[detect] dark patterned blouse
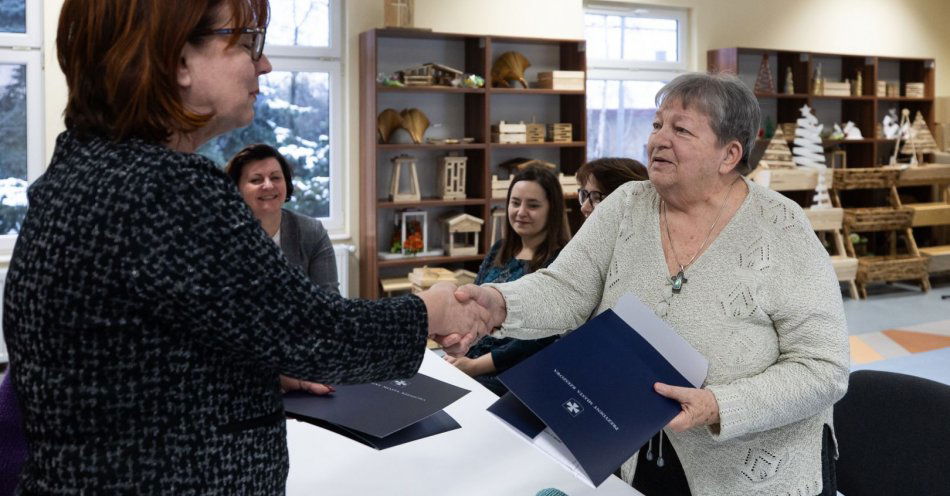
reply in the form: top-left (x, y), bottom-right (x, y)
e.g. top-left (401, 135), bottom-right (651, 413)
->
top-left (3, 132), bottom-right (428, 495)
top-left (465, 240), bottom-right (559, 395)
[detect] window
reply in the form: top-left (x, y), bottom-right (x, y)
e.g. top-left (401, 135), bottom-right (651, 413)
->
top-left (199, 0), bottom-right (345, 233)
top-left (0, 0), bottom-right (42, 249)
top-left (584, 3), bottom-right (686, 163)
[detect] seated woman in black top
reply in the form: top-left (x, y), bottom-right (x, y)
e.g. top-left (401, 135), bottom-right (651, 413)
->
top-left (444, 166), bottom-right (570, 395)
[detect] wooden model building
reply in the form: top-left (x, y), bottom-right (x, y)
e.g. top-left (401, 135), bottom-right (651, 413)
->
top-left (398, 62), bottom-right (464, 87)
top-left (438, 155), bottom-right (467, 200)
top-left (758, 128), bottom-right (796, 169)
top-left (443, 213), bottom-right (484, 256)
top-left (547, 123), bottom-right (572, 143)
top-left (492, 121), bottom-right (527, 144)
top-left (390, 155), bottom-right (421, 202)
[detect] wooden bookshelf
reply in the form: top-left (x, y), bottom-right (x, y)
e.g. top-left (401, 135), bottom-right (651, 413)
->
top-left (360, 28), bottom-right (587, 298)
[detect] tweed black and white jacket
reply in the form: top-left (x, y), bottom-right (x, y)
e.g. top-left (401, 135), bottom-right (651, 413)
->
top-left (3, 132), bottom-right (429, 495)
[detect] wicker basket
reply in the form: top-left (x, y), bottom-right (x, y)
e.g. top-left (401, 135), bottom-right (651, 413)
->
top-left (856, 255), bottom-right (930, 284)
top-left (832, 168), bottom-right (900, 190)
top-left (843, 207), bottom-right (914, 231)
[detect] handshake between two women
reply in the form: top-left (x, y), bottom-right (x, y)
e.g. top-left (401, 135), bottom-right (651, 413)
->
top-left (418, 282), bottom-right (507, 356)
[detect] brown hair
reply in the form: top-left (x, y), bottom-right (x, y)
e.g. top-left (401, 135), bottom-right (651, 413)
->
top-left (57, 0), bottom-right (269, 142)
top-left (494, 166), bottom-right (570, 273)
top-left (225, 144), bottom-right (295, 201)
top-left (576, 157), bottom-right (648, 196)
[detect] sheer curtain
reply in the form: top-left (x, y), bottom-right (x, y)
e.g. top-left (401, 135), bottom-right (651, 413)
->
top-left (587, 79), bottom-right (668, 162)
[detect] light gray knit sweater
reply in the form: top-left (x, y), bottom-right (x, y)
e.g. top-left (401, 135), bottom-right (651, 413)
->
top-left (486, 178), bottom-right (849, 496)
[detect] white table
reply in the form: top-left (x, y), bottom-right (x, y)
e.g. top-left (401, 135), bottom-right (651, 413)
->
top-left (286, 350), bottom-right (643, 496)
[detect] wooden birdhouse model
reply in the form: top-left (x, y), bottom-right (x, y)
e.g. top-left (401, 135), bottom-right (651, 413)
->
top-left (443, 213), bottom-right (484, 256)
top-left (390, 154), bottom-right (421, 202)
top-left (438, 155), bottom-right (467, 200)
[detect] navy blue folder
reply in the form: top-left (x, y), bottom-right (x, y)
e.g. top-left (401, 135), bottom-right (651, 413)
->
top-left (488, 293), bottom-right (708, 487)
top-left (284, 372), bottom-right (469, 450)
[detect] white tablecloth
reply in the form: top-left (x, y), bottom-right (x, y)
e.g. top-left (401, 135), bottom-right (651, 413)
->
top-left (286, 349), bottom-right (643, 496)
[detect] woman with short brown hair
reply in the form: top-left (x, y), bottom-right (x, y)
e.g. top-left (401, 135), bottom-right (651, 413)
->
top-left (3, 1), bottom-right (489, 493)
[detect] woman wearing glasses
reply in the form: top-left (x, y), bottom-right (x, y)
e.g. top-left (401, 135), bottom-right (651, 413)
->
top-left (2, 1), bottom-right (490, 494)
top-left (444, 167), bottom-right (570, 395)
top-left (577, 157), bottom-right (648, 218)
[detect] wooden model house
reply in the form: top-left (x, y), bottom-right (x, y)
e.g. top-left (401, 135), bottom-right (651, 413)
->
top-left (438, 155), bottom-right (467, 200)
top-left (399, 62), bottom-right (464, 87)
top-left (443, 213), bottom-right (484, 256)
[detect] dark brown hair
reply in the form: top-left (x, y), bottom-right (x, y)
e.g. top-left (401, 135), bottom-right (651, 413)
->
top-left (576, 157), bottom-right (648, 196)
top-left (225, 143), bottom-right (295, 201)
top-left (57, 0), bottom-right (269, 142)
top-left (494, 166), bottom-right (570, 273)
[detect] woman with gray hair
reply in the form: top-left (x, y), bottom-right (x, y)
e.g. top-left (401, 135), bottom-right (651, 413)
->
top-left (456, 72), bottom-right (849, 496)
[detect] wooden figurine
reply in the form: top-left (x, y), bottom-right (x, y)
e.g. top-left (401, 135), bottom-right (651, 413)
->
top-left (491, 121), bottom-right (527, 144)
top-left (811, 63), bottom-right (823, 95)
top-left (900, 110), bottom-right (938, 165)
top-left (390, 155), bottom-right (421, 202)
top-left (547, 123), bottom-right (572, 143)
top-left (377, 108), bottom-right (402, 143)
top-left (784, 67), bottom-right (794, 95)
top-left (490, 207), bottom-right (506, 246)
top-left (759, 128), bottom-right (796, 169)
top-left (443, 213), bottom-right (484, 256)
top-left (438, 155), bottom-right (467, 200)
top-left (754, 53), bottom-right (775, 94)
top-left (491, 51), bottom-right (531, 88)
top-left (853, 70), bottom-right (863, 96)
top-left (399, 108), bottom-right (430, 144)
top-left (383, 0), bottom-right (413, 28)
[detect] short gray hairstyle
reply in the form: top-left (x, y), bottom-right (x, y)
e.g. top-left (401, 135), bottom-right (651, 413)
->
top-left (655, 72), bottom-right (760, 169)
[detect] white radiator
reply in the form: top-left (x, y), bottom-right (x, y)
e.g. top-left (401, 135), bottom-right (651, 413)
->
top-left (0, 268), bottom-right (7, 363)
top-left (333, 244), bottom-right (355, 298)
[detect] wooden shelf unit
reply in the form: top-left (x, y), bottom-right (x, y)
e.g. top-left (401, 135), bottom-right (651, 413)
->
top-left (709, 47), bottom-right (936, 168)
top-left (830, 168), bottom-right (931, 298)
top-left (360, 28), bottom-right (586, 298)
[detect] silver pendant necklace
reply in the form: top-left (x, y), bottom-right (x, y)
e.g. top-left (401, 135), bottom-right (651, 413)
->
top-left (662, 177), bottom-right (740, 294)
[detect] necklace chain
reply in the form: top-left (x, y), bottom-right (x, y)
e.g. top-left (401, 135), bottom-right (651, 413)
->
top-left (662, 177), bottom-right (740, 275)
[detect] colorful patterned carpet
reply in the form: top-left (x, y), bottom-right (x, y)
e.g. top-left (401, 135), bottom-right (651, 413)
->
top-left (849, 318), bottom-right (950, 364)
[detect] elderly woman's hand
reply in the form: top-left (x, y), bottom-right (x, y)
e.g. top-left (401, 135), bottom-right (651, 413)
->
top-left (655, 382), bottom-right (720, 432)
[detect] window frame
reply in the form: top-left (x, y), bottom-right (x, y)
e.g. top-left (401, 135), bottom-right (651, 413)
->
top-left (0, 0), bottom-right (42, 48)
top-left (0, 10), bottom-right (43, 254)
top-left (584, 2), bottom-right (688, 72)
top-left (262, 0), bottom-right (346, 235)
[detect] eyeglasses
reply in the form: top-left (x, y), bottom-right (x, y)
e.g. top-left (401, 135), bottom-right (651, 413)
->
top-left (578, 189), bottom-right (604, 206)
top-left (197, 27), bottom-right (267, 61)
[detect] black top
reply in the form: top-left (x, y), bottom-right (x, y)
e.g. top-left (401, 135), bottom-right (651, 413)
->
top-left (3, 132), bottom-right (428, 494)
top-left (465, 240), bottom-right (559, 395)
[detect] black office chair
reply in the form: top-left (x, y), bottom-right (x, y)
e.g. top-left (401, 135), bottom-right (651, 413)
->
top-left (833, 370), bottom-right (950, 496)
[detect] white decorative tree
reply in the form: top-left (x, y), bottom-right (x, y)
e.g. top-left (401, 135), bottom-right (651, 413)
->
top-left (792, 104), bottom-right (832, 209)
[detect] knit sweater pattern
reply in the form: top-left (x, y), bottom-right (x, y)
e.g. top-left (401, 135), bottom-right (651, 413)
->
top-left (486, 178), bottom-right (850, 496)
